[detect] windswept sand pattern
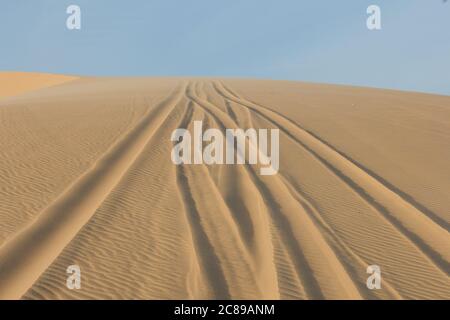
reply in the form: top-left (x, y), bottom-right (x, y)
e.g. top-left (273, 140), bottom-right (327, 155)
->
top-left (0, 74), bottom-right (448, 299)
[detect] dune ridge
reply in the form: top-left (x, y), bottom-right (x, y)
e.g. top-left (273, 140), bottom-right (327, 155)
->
top-left (0, 74), bottom-right (448, 299)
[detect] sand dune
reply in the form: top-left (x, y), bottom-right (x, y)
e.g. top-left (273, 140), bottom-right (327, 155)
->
top-left (0, 72), bottom-right (77, 99)
top-left (0, 73), bottom-right (449, 299)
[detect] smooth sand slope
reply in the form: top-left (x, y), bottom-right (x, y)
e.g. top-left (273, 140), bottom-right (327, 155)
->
top-left (0, 73), bottom-right (449, 299)
top-left (0, 72), bottom-right (78, 99)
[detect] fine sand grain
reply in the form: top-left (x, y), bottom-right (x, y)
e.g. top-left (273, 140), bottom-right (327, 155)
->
top-left (0, 73), bottom-right (449, 299)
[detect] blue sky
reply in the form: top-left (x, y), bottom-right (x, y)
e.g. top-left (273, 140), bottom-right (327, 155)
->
top-left (1, 0), bottom-right (449, 95)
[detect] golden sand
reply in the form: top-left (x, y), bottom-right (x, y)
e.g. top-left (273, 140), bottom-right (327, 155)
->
top-left (0, 73), bottom-right (448, 299)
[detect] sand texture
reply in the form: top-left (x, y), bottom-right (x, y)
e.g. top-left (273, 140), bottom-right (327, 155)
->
top-left (0, 73), bottom-right (449, 299)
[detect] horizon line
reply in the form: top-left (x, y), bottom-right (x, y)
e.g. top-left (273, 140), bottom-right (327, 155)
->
top-left (1, 70), bottom-right (449, 98)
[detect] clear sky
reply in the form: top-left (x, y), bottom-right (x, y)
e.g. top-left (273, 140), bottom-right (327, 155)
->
top-left (1, 0), bottom-right (449, 95)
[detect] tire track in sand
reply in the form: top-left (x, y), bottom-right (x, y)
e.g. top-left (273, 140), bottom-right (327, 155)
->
top-left (0, 83), bottom-right (186, 299)
top-left (188, 81), bottom-right (362, 299)
top-left (209, 82), bottom-right (402, 299)
top-left (173, 97), bottom-right (231, 299)
top-left (214, 81), bottom-right (450, 276)
top-left (178, 82), bottom-right (279, 299)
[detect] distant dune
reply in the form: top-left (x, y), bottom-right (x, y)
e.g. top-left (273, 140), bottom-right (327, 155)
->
top-left (0, 72), bottom-right (78, 99)
top-left (0, 73), bottom-right (449, 299)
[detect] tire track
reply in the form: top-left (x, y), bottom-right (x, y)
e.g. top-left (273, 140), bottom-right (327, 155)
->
top-left (221, 83), bottom-right (450, 232)
top-left (174, 98), bottom-right (231, 299)
top-left (279, 176), bottom-right (403, 299)
top-left (182, 82), bottom-right (280, 299)
top-left (214, 81), bottom-right (450, 276)
top-left (188, 81), bottom-right (362, 299)
top-left (186, 83), bottom-right (315, 298)
top-left (210, 82), bottom-right (402, 299)
top-left (0, 83), bottom-right (186, 299)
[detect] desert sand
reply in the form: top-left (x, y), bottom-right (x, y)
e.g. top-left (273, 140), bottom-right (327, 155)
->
top-left (0, 72), bottom-right (449, 300)
top-left (0, 72), bottom-right (78, 99)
